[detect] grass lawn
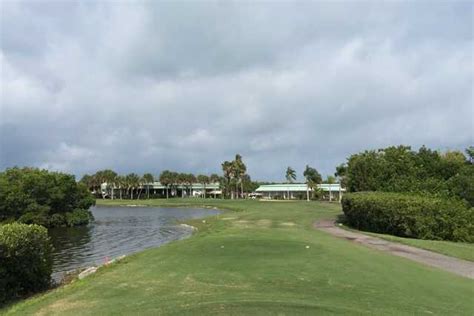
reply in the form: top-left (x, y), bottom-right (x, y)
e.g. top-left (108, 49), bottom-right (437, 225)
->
top-left (2, 199), bottom-right (473, 315)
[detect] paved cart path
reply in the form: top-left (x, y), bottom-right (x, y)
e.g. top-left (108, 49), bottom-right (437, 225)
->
top-left (314, 220), bottom-right (474, 279)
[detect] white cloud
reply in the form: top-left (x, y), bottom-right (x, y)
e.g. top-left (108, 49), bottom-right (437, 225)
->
top-left (0, 1), bottom-right (472, 180)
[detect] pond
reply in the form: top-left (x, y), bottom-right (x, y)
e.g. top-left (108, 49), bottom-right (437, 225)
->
top-left (48, 205), bottom-right (220, 281)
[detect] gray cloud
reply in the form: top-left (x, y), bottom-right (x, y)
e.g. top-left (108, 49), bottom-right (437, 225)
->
top-left (1, 1), bottom-right (472, 181)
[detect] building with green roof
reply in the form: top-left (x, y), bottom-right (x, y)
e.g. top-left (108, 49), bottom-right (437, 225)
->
top-left (255, 183), bottom-right (345, 201)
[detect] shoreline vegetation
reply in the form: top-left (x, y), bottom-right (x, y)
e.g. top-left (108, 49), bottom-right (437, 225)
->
top-left (0, 168), bottom-right (95, 228)
top-left (2, 199), bottom-right (473, 315)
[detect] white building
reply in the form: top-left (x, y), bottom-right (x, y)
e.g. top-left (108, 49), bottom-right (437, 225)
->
top-left (255, 183), bottom-right (345, 201)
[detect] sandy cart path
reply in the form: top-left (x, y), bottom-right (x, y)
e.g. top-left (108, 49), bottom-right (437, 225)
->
top-left (314, 220), bottom-right (474, 279)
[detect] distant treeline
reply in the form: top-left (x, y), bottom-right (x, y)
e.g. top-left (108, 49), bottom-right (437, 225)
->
top-left (80, 154), bottom-right (260, 199)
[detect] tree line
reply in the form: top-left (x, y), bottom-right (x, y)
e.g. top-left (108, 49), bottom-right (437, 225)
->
top-left (80, 170), bottom-right (221, 199)
top-left (79, 154), bottom-right (259, 200)
top-left (335, 145), bottom-right (474, 206)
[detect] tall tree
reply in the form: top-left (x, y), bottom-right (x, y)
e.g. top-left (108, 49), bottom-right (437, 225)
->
top-left (125, 173), bottom-right (140, 199)
top-left (159, 170), bottom-right (172, 199)
top-left (116, 175), bottom-right (125, 199)
top-left (303, 165), bottom-right (322, 201)
top-left (143, 173), bottom-right (154, 199)
top-left (222, 161), bottom-right (234, 199)
top-left (334, 163), bottom-right (348, 188)
top-left (103, 170), bottom-right (117, 199)
top-left (210, 173), bottom-right (220, 198)
top-left (233, 154), bottom-right (247, 199)
top-left (170, 172), bottom-right (179, 198)
top-left (177, 173), bottom-right (187, 198)
top-left (197, 174), bottom-right (210, 198)
top-left (285, 166), bottom-right (296, 183)
top-left (186, 173), bottom-right (196, 197)
top-left (285, 166), bottom-right (297, 199)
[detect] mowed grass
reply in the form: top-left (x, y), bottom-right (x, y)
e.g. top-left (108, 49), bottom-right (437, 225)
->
top-left (2, 199), bottom-right (473, 315)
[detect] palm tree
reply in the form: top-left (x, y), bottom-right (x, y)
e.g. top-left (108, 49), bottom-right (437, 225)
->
top-left (186, 173), bottom-right (196, 197)
top-left (210, 173), bottom-right (220, 198)
top-left (143, 173), bottom-right (154, 199)
top-left (137, 176), bottom-right (144, 199)
top-left (170, 172), bottom-right (179, 198)
top-left (116, 175), bottom-right (125, 199)
top-left (197, 174), bottom-right (209, 198)
top-left (303, 165), bottom-right (322, 201)
top-left (126, 173), bottom-right (140, 199)
top-left (285, 166), bottom-right (296, 199)
top-left (233, 154), bottom-right (246, 199)
top-left (177, 173), bottom-right (187, 198)
top-left (286, 166), bottom-right (296, 183)
top-left (222, 161), bottom-right (234, 199)
top-left (159, 170), bottom-right (172, 199)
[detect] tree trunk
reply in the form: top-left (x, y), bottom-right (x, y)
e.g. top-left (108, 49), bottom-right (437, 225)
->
top-left (131, 188), bottom-right (134, 200)
top-left (120, 188), bottom-right (123, 200)
top-left (306, 188), bottom-right (309, 201)
top-left (166, 186), bottom-right (169, 199)
top-left (241, 181), bottom-right (244, 199)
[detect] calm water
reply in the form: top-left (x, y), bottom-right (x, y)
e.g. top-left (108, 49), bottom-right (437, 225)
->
top-left (48, 206), bottom-right (220, 281)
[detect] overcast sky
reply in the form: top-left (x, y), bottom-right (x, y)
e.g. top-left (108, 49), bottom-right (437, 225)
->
top-left (1, 1), bottom-right (472, 181)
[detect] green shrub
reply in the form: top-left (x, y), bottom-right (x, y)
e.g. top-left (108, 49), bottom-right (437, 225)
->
top-left (65, 209), bottom-right (94, 227)
top-left (342, 192), bottom-right (474, 242)
top-left (0, 223), bottom-right (53, 304)
top-left (18, 209), bottom-right (93, 228)
top-left (49, 213), bottom-right (66, 227)
top-left (0, 167), bottom-right (95, 227)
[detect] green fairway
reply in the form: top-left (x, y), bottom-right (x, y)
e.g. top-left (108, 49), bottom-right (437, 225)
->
top-left (2, 199), bottom-right (473, 315)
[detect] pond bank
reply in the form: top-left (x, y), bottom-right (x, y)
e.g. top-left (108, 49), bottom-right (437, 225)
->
top-left (3, 199), bottom-right (473, 315)
top-left (49, 205), bottom-right (220, 281)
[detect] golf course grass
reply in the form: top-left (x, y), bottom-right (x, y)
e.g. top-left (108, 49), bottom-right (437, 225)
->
top-left (2, 199), bottom-right (473, 315)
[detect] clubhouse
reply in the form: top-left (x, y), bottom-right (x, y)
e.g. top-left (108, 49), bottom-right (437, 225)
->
top-left (255, 183), bottom-right (345, 201)
top-left (101, 182), bottom-right (221, 198)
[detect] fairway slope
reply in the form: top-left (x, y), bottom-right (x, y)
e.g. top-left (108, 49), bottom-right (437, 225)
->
top-left (3, 199), bottom-right (473, 315)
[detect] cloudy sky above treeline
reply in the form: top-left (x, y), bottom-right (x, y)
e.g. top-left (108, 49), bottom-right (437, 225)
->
top-left (1, 1), bottom-right (472, 181)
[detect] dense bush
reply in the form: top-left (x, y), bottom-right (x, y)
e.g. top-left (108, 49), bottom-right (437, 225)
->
top-left (18, 209), bottom-right (94, 228)
top-left (339, 146), bottom-right (473, 206)
top-left (0, 167), bottom-right (95, 227)
top-left (65, 209), bottom-right (94, 226)
top-left (342, 192), bottom-right (474, 242)
top-left (0, 223), bottom-right (53, 304)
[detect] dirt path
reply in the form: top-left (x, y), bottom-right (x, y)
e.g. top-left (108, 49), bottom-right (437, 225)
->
top-left (314, 220), bottom-right (474, 279)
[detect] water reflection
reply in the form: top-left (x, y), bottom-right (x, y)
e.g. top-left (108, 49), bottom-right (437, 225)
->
top-left (48, 206), bottom-right (219, 280)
